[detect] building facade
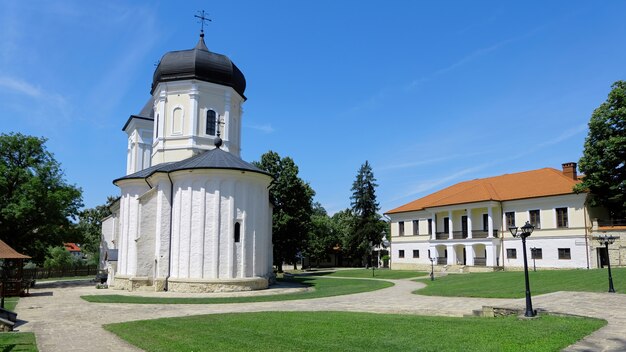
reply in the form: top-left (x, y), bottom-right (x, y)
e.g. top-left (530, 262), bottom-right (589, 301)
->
top-left (101, 33), bottom-right (274, 292)
top-left (386, 163), bottom-right (618, 271)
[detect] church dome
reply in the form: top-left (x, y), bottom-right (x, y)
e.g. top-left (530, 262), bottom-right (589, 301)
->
top-left (151, 34), bottom-right (246, 98)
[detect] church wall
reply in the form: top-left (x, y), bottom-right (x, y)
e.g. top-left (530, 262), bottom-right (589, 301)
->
top-left (116, 180), bottom-right (150, 277)
top-left (169, 169), bottom-right (272, 282)
top-left (136, 188), bottom-right (158, 279)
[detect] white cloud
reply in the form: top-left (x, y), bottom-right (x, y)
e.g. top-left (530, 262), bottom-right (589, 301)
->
top-left (0, 76), bottom-right (41, 97)
top-left (244, 123), bottom-right (275, 133)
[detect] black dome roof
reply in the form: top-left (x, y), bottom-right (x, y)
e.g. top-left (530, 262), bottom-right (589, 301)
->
top-left (151, 35), bottom-right (246, 98)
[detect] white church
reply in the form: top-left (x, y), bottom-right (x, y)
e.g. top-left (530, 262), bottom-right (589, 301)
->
top-left (100, 31), bottom-right (274, 292)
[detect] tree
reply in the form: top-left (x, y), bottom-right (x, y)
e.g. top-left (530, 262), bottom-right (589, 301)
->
top-left (304, 203), bottom-right (339, 267)
top-left (0, 133), bottom-right (83, 264)
top-left (575, 81), bottom-right (626, 219)
top-left (255, 151), bottom-right (314, 272)
top-left (43, 246), bottom-right (75, 268)
top-left (75, 196), bottom-right (117, 258)
top-left (347, 161), bottom-right (385, 264)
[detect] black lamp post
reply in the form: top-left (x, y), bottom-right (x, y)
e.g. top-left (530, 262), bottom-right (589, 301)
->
top-left (509, 221), bottom-right (536, 317)
top-left (594, 234), bottom-right (619, 293)
top-left (429, 257), bottom-right (436, 281)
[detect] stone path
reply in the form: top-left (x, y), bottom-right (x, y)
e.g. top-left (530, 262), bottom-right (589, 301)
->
top-left (14, 277), bottom-right (626, 351)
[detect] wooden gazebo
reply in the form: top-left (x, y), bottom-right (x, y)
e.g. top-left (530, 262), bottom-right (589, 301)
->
top-left (0, 240), bottom-right (31, 297)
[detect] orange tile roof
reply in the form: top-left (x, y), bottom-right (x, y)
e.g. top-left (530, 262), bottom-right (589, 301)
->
top-left (386, 168), bottom-right (582, 214)
top-left (64, 243), bottom-right (81, 252)
top-left (0, 239), bottom-right (31, 259)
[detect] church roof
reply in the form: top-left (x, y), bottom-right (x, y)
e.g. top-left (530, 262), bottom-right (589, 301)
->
top-left (151, 34), bottom-right (246, 99)
top-left (122, 97), bottom-right (155, 131)
top-left (386, 167), bottom-right (582, 214)
top-left (113, 148), bottom-right (269, 184)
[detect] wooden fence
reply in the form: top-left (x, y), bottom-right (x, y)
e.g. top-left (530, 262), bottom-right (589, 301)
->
top-left (21, 265), bottom-right (99, 280)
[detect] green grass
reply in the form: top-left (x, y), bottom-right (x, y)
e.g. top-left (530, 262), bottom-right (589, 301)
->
top-left (418, 268), bottom-right (626, 298)
top-left (37, 275), bottom-right (93, 282)
top-left (3, 297), bottom-right (19, 311)
top-left (0, 332), bottom-right (38, 352)
top-left (325, 268), bottom-right (428, 279)
top-left (105, 311), bottom-right (606, 352)
top-left (81, 276), bottom-right (393, 304)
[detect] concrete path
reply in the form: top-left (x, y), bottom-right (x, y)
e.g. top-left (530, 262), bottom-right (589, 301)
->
top-left (14, 277), bottom-right (626, 351)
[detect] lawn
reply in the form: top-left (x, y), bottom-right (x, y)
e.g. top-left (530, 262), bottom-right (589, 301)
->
top-left (0, 332), bottom-right (38, 352)
top-left (81, 276), bottom-right (393, 304)
top-left (325, 268), bottom-right (427, 279)
top-left (105, 311), bottom-right (605, 352)
top-left (417, 268), bottom-right (626, 298)
top-left (3, 297), bottom-right (19, 311)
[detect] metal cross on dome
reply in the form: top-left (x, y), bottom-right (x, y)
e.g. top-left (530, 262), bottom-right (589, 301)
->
top-left (195, 10), bottom-right (212, 35)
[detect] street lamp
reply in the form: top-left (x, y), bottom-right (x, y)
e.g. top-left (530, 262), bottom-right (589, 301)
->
top-left (509, 221), bottom-right (536, 317)
top-left (594, 234), bottom-right (620, 293)
top-left (429, 257), bottom-right (436, 281)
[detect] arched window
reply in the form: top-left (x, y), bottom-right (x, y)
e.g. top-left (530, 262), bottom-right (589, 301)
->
top-left (155, 114), bottom-right (159, 138)
top-left (206, 110), bottom-right (216, 135)
top-left (234, 222), bottom-right (241, 243)
top-left (172, 108), bottom-right (183, 135)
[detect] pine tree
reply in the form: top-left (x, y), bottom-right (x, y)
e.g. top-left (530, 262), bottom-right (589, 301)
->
top-left (348, 161), bottom-right (384, 264)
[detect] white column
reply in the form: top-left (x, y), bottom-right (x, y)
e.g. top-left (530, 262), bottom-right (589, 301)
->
top-left (467, 208), bottom-right (473, 239)
top-left (466, 245), bottom-right (475, 266)
top-left (223, 91), bottom-right (232, 152)
top-left (447, 245), bottom-right (456, 265)
top-left (448, 211), bottom-right (453, 239)
top-left (488, 206), bottom-right (494, 238)
top-left (431, 213), bottom-right (436, 240)
top-left (189, 85), bottom-right (199, 138)
top-left (486, 244), bottom-right (498, 266)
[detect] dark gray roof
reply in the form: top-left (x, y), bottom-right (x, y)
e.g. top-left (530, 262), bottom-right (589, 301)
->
top-left (113, 148), bottom-right (269, 184)
top-left (122, 97), bottom-right (155, 131)
top-left (151, 35), bottom-right (246, 99)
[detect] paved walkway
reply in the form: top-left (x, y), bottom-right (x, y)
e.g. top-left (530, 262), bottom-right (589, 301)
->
top-left (15, 277), bottom-right (626, 351)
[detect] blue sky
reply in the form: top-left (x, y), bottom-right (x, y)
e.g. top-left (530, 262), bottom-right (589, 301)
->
top-left (1, 1), bottom-right (625, 214)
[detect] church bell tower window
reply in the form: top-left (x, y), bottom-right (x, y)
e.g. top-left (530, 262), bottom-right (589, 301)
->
top-left (206, 110), bottom-right (217, 136)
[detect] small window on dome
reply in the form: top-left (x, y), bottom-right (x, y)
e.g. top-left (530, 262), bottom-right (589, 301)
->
top-left (206, 110), bottom-right (217, 136)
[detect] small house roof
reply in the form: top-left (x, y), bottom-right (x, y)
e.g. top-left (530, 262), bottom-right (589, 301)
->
top-left (64, 243), bottom-right (81, 252)
top-left (0, 240), bottom-right (30, 259)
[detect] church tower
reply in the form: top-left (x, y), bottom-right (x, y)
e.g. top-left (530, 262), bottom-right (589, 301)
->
top-left (150, 32), bottom-right (246, 165)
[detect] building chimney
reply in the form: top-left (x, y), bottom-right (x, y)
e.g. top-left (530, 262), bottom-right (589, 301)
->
top-left (562, 162), bottom-right (577, 180)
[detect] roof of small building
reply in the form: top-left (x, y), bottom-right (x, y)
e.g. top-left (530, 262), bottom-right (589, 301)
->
top-left (0, 239), bottom-right (31, 259)
top-left (386, 167), bottom-right (582, 214)
top-left (151, 34), bottom-right (246, 98)
top-left (113, 147), bottom-right (270, 184)
top-left (122, 97), bottom-right (155, 131)
top-left (64, 243), bottom-right (81, 252)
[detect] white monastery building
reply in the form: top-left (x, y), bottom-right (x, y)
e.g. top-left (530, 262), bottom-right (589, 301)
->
top-left (386, 163), bottom-right (625, 271)
top-left (101, 32), bottom-right (274, 292)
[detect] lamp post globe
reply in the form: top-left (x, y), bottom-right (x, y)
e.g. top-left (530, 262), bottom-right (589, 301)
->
top-left (509, 221), bottom-right (536, 317)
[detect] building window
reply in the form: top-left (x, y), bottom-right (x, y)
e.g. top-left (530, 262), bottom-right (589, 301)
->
top-left (413, 250), bottom-right (419, 258)
top-left (155, 114), bottom-right (159, 138)
top-left (529, 210), bottom-right (541, 229)
top-left (506, 248), bottom-right (517, 259)
top-left (428, 249), bottom-right (431, 258)
top-left (443, 217), bottom-right (449, 233)
top-left (531, 248), bottom-right (542, 259)
top-left (558, 248), bottom-right (571, 260)
top-left (505, 212), bottom-right (515, 228)
top-left (556, 208), bottom-right (568, 228)
top-left (398, 221), bottom-right (405, 236)
top-left (399, 250), bottom-right (405, 258)
top-left (412, 220), bottom-right (419, 235)
top-left (428, 219), bottom-right (433, 235)
top-left (482, 213), bottom-right (488, 231)
top-left (206, 110), bottom-right (217, 136)
top-left (234, 222), bottom-right (241, 243)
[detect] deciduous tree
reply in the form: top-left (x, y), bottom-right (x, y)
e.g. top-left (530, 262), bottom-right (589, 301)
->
top-left (255, 151), bottom-right (314, 272)
top-left (0, 133), bottom-right (83, 264)
top-left (575, 81), bottom-right (626, 219)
